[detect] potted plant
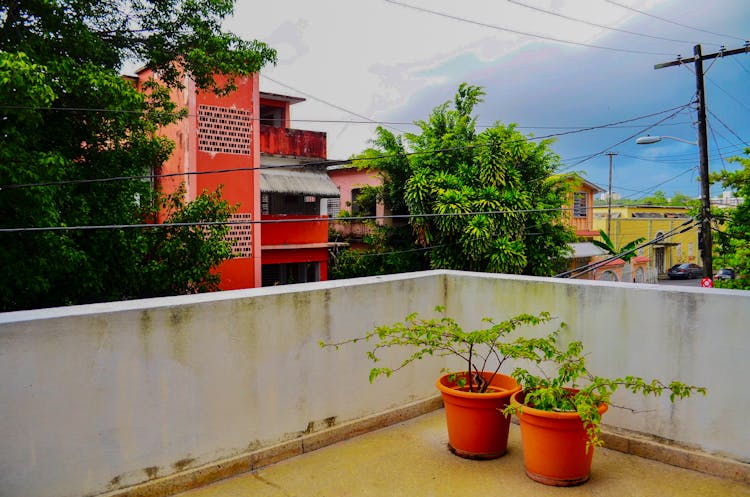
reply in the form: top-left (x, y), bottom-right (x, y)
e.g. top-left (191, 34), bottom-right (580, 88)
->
top-left (504, 328), bottom-right (707, 486)
top-left (321, 306), bottom-right (556, 459)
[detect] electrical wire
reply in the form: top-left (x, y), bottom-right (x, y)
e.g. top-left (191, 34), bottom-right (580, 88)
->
top-left (707, 109), bottom-right (750, 148)
top-left (603, 0), bottom-right (747, 43)
top-left (703, 74), bottom-right (750, 114)
top-left (619, 166), bottom-right (699, 201)
top-left (0, 206), bottom-right (576, 233)
top-left (0, 103), bottom-right (692, 191)
top-left (563, 101), bottom-right (693, 169)
top-left (557, 218), bottom-right (699, 279)
top-left (506, 0), bottom-right (707, 46)
top-left (382, 0), bottom-right (676, 56)
top-left (261, 74), bottom-right (408, 135)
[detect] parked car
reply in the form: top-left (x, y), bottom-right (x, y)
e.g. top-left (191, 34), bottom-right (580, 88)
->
top-left (667, 263), bottom-right (703, 279)
top-left (714, 268), bottom-right (736, 280)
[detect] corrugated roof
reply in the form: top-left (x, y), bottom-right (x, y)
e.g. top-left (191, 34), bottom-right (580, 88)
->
top-left (260, 168), bottom-right (340, 197)
top-left (568, 242), bottom-right (608, 259)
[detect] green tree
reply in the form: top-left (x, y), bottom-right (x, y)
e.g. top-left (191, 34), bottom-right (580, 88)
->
top-left (355, 83), bottom-right (573, 276)
top-left (591, 230), bottom-right (645, 263)
top-left (0, 0), bottom-right (276, 311)
top-left (710, 150), bottom-right (750, 289)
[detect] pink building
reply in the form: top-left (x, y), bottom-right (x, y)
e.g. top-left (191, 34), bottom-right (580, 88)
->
top-left (134, 69), bottom-right (340, 288)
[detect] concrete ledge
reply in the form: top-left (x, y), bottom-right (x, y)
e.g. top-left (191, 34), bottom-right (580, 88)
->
top-left (601, 425), bottom-right (750, 484)
top-left (99, 395), bottom-right (444, 497)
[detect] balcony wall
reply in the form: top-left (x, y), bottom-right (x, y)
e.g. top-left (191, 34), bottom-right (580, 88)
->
top-left (1, 271), bottom-right (748, 497)
top-left (259, 125), bottom-right (326, 159)
top-left (261, 214), bottom-right (329, 245)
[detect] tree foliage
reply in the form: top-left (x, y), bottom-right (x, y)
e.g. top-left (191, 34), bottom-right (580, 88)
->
top-left (591, 230), bottom-right (645, 263)
top-left (0, 0), bottom-right (276, 310)
top-left (356, 83), bottom-right (574, 276)
top-left (710, 150), bottom-right (750, 289)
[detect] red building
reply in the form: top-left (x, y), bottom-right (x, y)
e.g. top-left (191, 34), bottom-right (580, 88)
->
top-left (134, 70), bottom-right (340, 289)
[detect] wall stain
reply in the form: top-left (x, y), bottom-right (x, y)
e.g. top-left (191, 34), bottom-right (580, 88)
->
top-left (168, 306), bottom-right (193, 365)
top-left (143, 466), bottom-right (159, 479)
top-left (108, 475), bottom-right (121, 488)
top-left (324, 416), bottom-right (336, 428)
top-left (173, 457), bottom-right (195, 472)
top-left (139, 310), bottom-right (153, 359)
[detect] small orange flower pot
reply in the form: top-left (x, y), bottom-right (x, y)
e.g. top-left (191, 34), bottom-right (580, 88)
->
top-left (511, 390), bottom-right (608, 486)
top-left (436, 372), bottom-right (521, 459)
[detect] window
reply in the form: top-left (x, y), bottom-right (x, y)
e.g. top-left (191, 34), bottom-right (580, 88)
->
top-left (326, 198), bottom-right (341, 217)
top-left (262, 193), bottom-right (320, 215)
top-left (351, 188), bottom-right (376, 217)
top-left (573, 192), bottom-right (587, 218)
top-left (259, 105), bottom-right (284, 128)
top-left (262, 262), bottom-right (320, 286)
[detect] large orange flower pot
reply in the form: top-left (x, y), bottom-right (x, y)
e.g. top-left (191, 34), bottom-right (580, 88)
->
top-left (436, 372), bottom-right (521, 459)
top-left (511, 390), bottom-right (608, 486)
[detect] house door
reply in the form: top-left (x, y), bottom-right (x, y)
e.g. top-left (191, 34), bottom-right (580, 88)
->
top-left (654, 247), bottom-right (665, 274)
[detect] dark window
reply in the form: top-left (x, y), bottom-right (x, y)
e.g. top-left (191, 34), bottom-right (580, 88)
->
top-left (263, 192), bottom-right (320, 215)
top-left (262, 262), bottom-right (320, 286)
top-left (573, 192), bottom-right (587, 218)
top-left (351, 188), bottom-right (376, 217)
top-left (259, 105), bottom-right (284, 128)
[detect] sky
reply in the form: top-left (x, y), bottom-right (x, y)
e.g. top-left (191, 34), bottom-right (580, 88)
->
top-left (224, 0), bottom-right (750, 200)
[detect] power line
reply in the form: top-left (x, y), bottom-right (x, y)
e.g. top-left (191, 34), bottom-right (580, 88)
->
top-left (703, 74), bottom-right (750, 114)
top-left (0, 103), bottom-right (692, 190)
top-left (707, 108), bottom-right (750, 148)
top-left (557, 218), bottom-right (698, 279)
top-left (382, 0), bottom-right (675, 56)
top-left (506, 0), bottom-right (707, 46)
top-left (261, 74), bottom-right (408, 135)
top-left (0, 206), bottom-right (579, 233)
top-left (603, 0), bottom-right (747, 43)
top-left (564, 101), bottom-right (693, 169)
top-left (619, 167), bottom-right (699, 200)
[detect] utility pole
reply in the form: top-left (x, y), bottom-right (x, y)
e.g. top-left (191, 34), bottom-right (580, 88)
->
top-left (654, 43), bottom-right (750, 278)
top-left (606, 152), bottom-right (618, 238)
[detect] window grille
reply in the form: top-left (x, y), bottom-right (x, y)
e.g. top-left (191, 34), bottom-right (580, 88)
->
top-left (228, 213), bottom-right (253, 257)
top-left (198, 105), bottom-right (252, 155)
top-left (573, 192), bottom-right (587, 218)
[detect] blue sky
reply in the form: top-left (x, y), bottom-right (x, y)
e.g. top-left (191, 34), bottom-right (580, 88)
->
top-left (227, 0), bottom-right (750, 200)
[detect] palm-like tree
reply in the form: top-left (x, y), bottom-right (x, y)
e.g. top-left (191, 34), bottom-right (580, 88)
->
top-left (592, 230), bottom-right (645, 262)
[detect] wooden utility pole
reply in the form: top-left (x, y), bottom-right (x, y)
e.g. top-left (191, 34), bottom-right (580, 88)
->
top-left (606, 152), bottom-right (618, 238)
top-left (654, 43), bottom-right (750, 279)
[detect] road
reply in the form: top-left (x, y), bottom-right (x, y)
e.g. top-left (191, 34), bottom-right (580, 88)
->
top-left (658, 277), bottom-right (711, 288)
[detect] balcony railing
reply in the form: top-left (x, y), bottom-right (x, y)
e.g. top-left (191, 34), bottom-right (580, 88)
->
top-left (1, 271), bottom-right (748, 497)
top-left (259, 124), bottom-right (326, 159)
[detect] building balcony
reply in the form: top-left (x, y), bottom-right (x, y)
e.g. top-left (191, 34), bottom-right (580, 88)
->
top-left (259, 124), bottom-right (326, 159)
top-left (261, 214), bottom-right (330, 246)
top-left (1, 271), bottom-right (748, 497)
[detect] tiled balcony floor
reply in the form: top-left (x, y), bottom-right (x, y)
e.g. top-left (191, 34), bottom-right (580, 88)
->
top-left (174, 410), bottom-right (750, 497)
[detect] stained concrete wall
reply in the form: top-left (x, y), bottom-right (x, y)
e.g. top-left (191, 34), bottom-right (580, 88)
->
top-left (0, 271), bottom-right (747, 497)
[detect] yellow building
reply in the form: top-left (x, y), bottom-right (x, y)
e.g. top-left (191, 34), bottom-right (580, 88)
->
top-left (593, 205), bottom-right (699, 276)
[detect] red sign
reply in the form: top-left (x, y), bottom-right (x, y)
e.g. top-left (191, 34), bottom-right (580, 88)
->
top-left (701, 278), bottom-right (713, 288)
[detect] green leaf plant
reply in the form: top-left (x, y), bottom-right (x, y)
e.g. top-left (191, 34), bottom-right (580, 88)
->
top-left (503, 329), bottom-right (707, 450)
top-left (320, 306), bottom-right (557, 393)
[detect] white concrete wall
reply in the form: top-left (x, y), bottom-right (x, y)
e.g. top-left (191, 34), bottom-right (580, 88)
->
top-left (0, 270), bottom-right (748, 497)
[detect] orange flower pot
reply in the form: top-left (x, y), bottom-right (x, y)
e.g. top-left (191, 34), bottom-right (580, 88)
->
top-left (511, 390), bottom-right (608, 486)
top-left (436, 372), bottom-right (521, 459)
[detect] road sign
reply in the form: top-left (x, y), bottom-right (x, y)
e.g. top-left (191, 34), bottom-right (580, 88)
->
top-left (701, 278), bottom-right (713, 288)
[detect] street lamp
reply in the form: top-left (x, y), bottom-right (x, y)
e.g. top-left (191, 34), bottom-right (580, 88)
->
top-left (636, 134), bottom-right (712, 278)
top-left (635, 135), bottom-right (698, 146)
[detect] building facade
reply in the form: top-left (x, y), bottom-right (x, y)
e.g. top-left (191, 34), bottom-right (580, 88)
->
top-left (134, 70), bottom-right (339, 289)
top-left (593, 205), bottom-right (696, 276)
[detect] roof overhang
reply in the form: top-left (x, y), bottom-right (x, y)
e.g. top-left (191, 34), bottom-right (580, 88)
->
top-left (567, 242), bottom-right (608, 259)
top-left (259, 91), bottom-right (305, 105)
top-left (260, 168), bottom-right (340, 197)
